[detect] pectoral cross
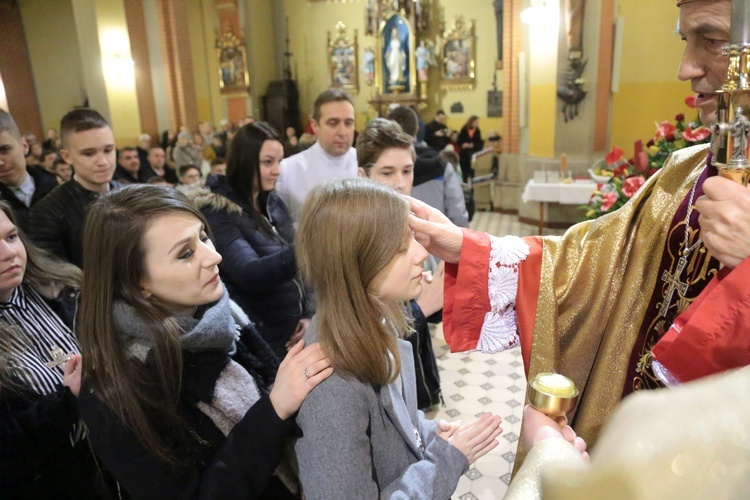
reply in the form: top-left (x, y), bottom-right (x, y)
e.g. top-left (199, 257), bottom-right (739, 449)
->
top-left (45, 346), bottom-right (73, 369)
top-left (659, 256), bottom-right (689, 317)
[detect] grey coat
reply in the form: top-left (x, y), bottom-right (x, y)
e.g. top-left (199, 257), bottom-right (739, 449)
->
top-left (295, 319), bottom-right (468, 499)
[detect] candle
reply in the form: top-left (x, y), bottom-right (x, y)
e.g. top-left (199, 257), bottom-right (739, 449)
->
top-left (560, 153), bottom-right (567, 175)
top-left (731, 0), bottom-right (750, 45)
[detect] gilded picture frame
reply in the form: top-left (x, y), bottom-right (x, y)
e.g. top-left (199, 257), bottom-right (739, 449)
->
top-left (440, 17), bottom-right (476, 90)
top-left (216, 30), bottom-right (250, 97)
top-left (328, 22), bottom-right (359, 93)
top-left (376, 12), bottom-right (416, 96)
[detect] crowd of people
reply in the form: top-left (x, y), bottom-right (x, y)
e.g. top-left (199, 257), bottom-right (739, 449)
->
top-left (1, 0), bottom-right (748, 496)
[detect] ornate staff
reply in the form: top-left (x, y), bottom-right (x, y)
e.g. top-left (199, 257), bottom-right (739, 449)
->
top-left (712, 0), bottom-right (750, 186)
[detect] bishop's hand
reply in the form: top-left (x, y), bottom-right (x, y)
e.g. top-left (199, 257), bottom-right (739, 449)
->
top-left (696, 176), bottom-right (750, 269)
top-left (407, 196), bottom-right (464, 264)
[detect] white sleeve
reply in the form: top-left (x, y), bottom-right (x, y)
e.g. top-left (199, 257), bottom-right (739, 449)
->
top-left (476, 235), bottom-right (530, 353)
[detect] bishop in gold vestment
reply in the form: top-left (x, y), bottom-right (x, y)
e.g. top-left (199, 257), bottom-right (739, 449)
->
top-left (442, 145), bottom-right (721, 448)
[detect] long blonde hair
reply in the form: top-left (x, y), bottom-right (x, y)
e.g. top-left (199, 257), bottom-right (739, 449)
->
top-left (296, 178), bottom-right (411, 386)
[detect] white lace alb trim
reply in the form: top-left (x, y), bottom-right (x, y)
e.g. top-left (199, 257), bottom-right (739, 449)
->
top-left (476, 235), bottom-right (530, 353)
top-left (652, 359), bottom-right (681, 387)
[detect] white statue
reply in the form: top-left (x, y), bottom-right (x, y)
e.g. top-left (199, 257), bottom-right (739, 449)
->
top-left (386, 28), bottom-right (406, 85)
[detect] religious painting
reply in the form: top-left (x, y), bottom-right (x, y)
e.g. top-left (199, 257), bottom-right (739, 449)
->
top-left (377, 12), bottom-right (415, 95)
top-left (440, 17), bottom-right (476, 90)
top-left (328, 22), bottom-right (359, 93)
top-left (216, 29), bottom-right (250, 97)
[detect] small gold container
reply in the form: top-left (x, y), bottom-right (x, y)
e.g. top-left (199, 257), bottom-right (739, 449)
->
top-left (528, 372), bottom-right (580, 419)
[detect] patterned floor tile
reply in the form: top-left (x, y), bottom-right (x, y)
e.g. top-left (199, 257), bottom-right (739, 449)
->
top-left (429, 212), bottom-right (555, 499)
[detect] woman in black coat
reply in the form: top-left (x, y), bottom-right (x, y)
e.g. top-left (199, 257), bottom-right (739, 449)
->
top-left (0, 201), bottom-right (111, 497)
top-left (457, 115), bottom-right (484, 181)
top-left (76, 185), bottom-right (332, 499)
top-left (198, 122), bottom-right (313, 359)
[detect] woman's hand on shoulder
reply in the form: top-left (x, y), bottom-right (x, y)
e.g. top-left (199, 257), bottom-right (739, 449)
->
top-left (269, 340), bottom-right (333, 420)
top-left (62, 354), bottom-right (82, 397)
top-left (439, 413), bottom-right (502, 465)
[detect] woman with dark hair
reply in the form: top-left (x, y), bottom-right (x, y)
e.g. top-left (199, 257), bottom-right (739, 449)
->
top-left (77, 185), bottom-right (332, 498)
top-left (457, 115), bottom-right (483, 181)
top-left (193, 122), bottom-right (312, 359)
top-left (0, 201), bottom-right (109, 496)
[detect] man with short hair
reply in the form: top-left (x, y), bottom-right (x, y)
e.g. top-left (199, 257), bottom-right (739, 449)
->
top-left (276, 89), bottom-right (358, 218)
top-left (0, 110), bottom-right (58, 231)
top-left (209, 157), bottom-right (226, 176)
top-left (40, 150), bottom-right (58, 174)
top-left (387, 106), bottom-right (468, 227)
top-left (113, 146), bottom-right (143, 184)
top-left (29, 108), bottom-right (121, 267)
top-left (53, 158), bottom-right (72, 183)
top-left (140, 146), bottom-right (177, 184)
top-left (424, 109), bottom-right (450, 151)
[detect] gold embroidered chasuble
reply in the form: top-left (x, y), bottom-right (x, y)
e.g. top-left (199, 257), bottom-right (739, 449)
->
top-left (526, 144), bottom-right (710, 448)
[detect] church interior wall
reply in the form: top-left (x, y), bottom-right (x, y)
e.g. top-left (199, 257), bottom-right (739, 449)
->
top-left (185, 0), bottom-right (219, 125)
top-left (18, 0), bottom-right (87, 135)
top-left (282, 0), bottom-right (503, 133)
top-left (610, 0), bottom-right (694, 155)
top-left (242, 0), bottom-right (279, 119)
top-left (552, 0), bottom-right (603, 158)
top-left (5, 0), bottom-right (706, 156)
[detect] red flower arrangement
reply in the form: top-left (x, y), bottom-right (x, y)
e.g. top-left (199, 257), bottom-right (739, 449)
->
top-left (583, 98), bottom-right (711, 220)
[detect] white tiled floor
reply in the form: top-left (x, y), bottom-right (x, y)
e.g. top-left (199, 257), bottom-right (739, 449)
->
top-left (424, 211), bottom-right (565, 499)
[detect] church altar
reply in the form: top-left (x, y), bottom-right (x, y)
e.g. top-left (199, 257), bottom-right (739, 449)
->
top-left (522, 179), bottom-right (596, 234)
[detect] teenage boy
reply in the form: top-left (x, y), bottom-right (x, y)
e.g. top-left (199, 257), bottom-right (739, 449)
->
top-left (355, 117), bottom-right (444, 409)
top-left (0, 109), bottom-right (58, 231)
top-left (387, 106), bottom-right (469, 227)
top-left (29, 108), bottom-right (121, 267)
top-left (276, 89), bottom-right (358, 218)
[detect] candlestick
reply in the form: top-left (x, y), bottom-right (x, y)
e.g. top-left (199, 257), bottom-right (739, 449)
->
top-left (730, 0), bottom-right (750, 45)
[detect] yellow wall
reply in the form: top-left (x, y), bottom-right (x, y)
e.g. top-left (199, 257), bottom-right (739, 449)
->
top-left (527, 2), bottom-right (559, 159)
top-left (19, 0), bottom-right (86, 133)
top-left (94, 0), bottom-right (142, 145)
top-left (244, 0), bottom-right (278, 117)
top-left (283, 0), bottom-right (503, 132)
top-left (611, 0), bottom-right (694, 155)
top-left (187, 0), bottom-right (218, 123)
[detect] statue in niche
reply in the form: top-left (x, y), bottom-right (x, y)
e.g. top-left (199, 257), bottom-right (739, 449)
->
top-left (386, 28), bottom-right (406, 84)
top-left (362, 47), bottom-right (375, 84)
top-left (415, 40), bottom-right (435, 81)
